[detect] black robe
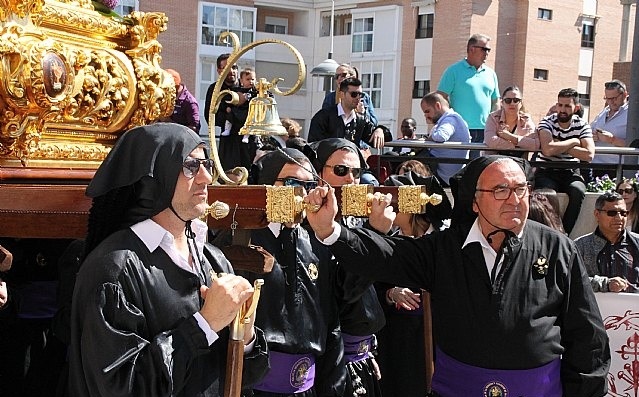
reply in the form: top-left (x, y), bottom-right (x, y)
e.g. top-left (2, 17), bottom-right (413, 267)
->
top-left (69, 228), bottom-right (268, 397)
top-left (327, 220), bottom-right (610, 397)
top-left (237, 227), bottom-right (346, 397)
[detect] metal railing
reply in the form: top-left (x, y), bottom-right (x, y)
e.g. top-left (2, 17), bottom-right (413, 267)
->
top-left (381, 141), bottom-right (639, 182)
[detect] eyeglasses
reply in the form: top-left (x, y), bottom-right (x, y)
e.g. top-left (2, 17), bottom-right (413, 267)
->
top-left (503, 98), bottom-right (522, 104)
top-left (347, 91), bottom-right (363, 99)
top-left (604, 93), bottom-right (623, 102)
top-left (596, 209), bottom-right (629, 217)
top-left (275, 177), bottom-right (318, 191)
top-left (325, 164), bottom-right (362, 178)
top-left (472, 45), bottom-right (491, 53)
top-left (476, 185), bottom-right (529, 200)
top-left (617, 188), bottom-right (635, 195)
top-left (335, 72), bottom-right (350, 79)
top-left (183, 158), bottom-right (214, 178)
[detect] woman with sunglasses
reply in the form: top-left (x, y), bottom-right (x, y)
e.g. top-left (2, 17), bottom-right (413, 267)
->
top-left (616, 178), bottom-right (639, 232)
top-left (483, 86), bottom-right (538, 158)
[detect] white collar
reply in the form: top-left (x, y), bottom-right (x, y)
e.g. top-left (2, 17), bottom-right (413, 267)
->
top-left (462, 218), bottom-right (495, 253)
top-left (461, 218), bottom-right (524, 251)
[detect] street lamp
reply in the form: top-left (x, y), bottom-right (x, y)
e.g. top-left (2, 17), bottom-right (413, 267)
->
top-left (310, 0), bottom-right (339, 76)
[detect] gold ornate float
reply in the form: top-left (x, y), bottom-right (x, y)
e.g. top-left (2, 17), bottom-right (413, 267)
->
top-left (0, 0), bottom-right (174, 168)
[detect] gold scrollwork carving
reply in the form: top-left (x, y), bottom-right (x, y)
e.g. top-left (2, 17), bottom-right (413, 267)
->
top-left (265, 186), bottom-right (304, 224)
top-left (341, 184), bottom-right (374, 217)
top-left (0, 0), bottom-right (172, 167)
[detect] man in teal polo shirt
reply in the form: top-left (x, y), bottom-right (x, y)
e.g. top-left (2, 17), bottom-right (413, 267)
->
top-left (437, 33), bottom-right (500, 160)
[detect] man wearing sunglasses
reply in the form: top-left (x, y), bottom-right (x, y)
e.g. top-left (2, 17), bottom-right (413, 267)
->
top-left (437, 33), bottom-right (500, 160)
top-left (305, 155), bottom-right (609, 396)
top-left (307, 138), bottom-right (386, 397)
top-left (309, 77), bottom-right (392, 152)
top-left (575, 191), bottom-right (639, 293)
top-left (589, 79), bottom-right (629, 169)
top-left (321, 64), bottom-right (379, 126)
top-left (239, 148), bottom-right (348, 397)
top-left (69, 123), bottom-right (268, 397)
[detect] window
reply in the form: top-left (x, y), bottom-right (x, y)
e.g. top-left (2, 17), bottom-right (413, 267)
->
top-left (320, 14), bottom-right (352, 36)
top-left (577, 76), bottom-right (591, 107)
top-left (413, 80), bottom-right (430, 99)
top-left (534, 69), bottom-right (548, 81)
top-left (265, 16), bottom-right (288, 34)
top-left (113, 0), bottom-right (137, 15)
top-left (360, 72), bottom-right (382, 108)
top-left (538, 8), bottom-right (552, 21)
top-left (201, 4), bottom-right (254, 47)
top-left (581, 23), bottom-right (595, 48)
top-left (352, 17), bottom-right (374, 53)
top-left (416, 14), bottom-right (433, 39)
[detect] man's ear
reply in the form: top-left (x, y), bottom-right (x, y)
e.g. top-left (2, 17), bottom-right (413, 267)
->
top-left (472, 197), bottom-right (479, 214)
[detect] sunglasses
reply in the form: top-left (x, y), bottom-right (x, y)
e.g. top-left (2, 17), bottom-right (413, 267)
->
top-left (335, 72), bottom-right (350, 79)
top-left (597, 209), bottom-right (629, 217)
top-left (503, 97), bottom-right (522, 104)
top-left (347, 91), bottom-right (363, 99)
top-left (325, 164), bottom-right (362, 178)
top-left (605, 81), bottom-right (625, 90)
top-left (183, 158), bottom-right (214, 178)
top-left (275, 177), bottom-right (318, 191)
top-left (473, 45), bottom-right (491, 53)
top-left (617, 188), bottom-right (635, 195)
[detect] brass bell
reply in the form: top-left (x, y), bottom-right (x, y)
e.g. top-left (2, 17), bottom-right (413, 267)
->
top-left (239, 77), bottom-right (287, 136)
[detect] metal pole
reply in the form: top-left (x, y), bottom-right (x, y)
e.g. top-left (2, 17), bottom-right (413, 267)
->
top-left (626, 2), bottom-right (639, 145)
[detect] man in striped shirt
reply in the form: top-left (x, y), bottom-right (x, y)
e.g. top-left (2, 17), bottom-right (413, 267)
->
top-left (535, 88), bottom-right (595, 235)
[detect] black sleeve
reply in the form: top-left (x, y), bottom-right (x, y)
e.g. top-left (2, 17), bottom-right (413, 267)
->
top-left (330, 226), bottom-right (434, 291)
top-left (204, 83), bottom-right (215, 125)
top-left (308, 110), bottom-right (330, 142)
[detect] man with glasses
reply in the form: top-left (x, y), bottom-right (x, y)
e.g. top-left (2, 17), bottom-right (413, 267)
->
top-left (590, 79), bottom-right (629, 168)
top-left (420, 92), bottom-right (471, 187)
top-left (535, 88), bottom-right (595, 235)
top-left (307, 138), bottom-right (386, 397)
top-left (239, 147), bottom-right (348, 397)
top-left (437, 33), bottom-right (500, 160)
top-left (322, 64), bottom-right (378, 126)
top-left (305, 155), bottom-right (610, 396)
top-left (69, 123), bottom-right (269, 397)
top-left (309, 77), bottom-right (391, 152)
top-left (575, 191), bottom-right (639, 293)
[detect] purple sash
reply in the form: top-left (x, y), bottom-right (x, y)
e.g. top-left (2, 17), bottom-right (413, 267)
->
top-left (342, 333), bottom-right (374, 363)
top-left (432, 347), bottom-right (562, 397)
top-left (253, 351), bottom-right (315, 394)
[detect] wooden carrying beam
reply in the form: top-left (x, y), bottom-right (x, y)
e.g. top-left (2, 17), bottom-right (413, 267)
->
top-left (0, 184), bottom-right (412, 239)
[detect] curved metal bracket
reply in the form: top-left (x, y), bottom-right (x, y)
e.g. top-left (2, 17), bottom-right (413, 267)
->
top-left (207, 32), bottom-right (306, 185)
